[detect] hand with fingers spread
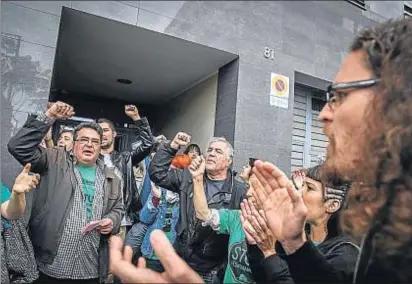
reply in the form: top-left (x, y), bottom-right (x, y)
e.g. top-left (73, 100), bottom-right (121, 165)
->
top-left (125, 105), bottom-right (141, 121)
top-left (170, 132), bottom-right (191, 150)
top-left (242, 199), bottom-right (276, 258)
top-left (292, 169), bottom-right (306, 191)
top-left (12, 163), bottom-right (40, 194)
top-left (252, 160), bottom-right (308, 254)
top-left (110, 230), bottom-right (204, 283)
top-left (45, 101), bottom-right (75, 120)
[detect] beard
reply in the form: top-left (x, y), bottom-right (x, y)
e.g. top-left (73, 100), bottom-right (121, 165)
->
top-left (322, 129), bottom-right (365, 186)
top-left (101, 140), bottom-right (113, 150)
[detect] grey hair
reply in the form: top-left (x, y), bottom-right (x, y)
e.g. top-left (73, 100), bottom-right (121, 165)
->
top-left (74, 122), bottom-right (103, 141)
top-left (207, 137), bottom-right (234, 161)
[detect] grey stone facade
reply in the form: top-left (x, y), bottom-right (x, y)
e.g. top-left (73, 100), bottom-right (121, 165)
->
top-left (1, 1), bottom-right (404, 187)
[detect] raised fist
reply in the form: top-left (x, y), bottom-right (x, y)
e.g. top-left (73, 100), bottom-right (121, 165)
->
top-left (188, 156), bottom-right (206, 178)
top-left (125, 105), bottom-right (140, 121)
top-left (170, 132), bottom-right (191, 150)
top-left (45, 101), bottom-right (75, 120)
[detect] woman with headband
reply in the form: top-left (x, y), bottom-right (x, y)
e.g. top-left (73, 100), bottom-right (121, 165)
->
top-left (243, 165), bottom-right (360, 283)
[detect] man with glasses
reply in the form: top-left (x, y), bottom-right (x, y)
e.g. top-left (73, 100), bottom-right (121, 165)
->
top-left (8, 101), bottom-right (123, 284)
top-left (325, 78), bottom-right (380, 108)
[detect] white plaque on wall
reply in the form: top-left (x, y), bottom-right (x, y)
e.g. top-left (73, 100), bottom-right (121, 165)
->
top-left (269, 73), bottom-right (289, 109)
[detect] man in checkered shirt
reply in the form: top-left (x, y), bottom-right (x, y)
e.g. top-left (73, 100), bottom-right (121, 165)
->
top-left (8, 101), bottom-right (123, 284)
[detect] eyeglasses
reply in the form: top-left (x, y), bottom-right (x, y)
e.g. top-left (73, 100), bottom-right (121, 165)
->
top-left (75, 137), bottom-right (101, 146)
top-left (326, 78), bottom-right (381, 109)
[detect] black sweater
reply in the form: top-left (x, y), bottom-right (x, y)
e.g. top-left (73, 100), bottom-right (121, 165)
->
top-left (248, 235), bottom-right (360, 284)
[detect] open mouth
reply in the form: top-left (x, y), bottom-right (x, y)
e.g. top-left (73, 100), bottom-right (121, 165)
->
top-left (83, 149), bottom-right (94, 156)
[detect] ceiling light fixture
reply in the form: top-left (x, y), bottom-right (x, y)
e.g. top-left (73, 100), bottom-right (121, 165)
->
top-left (117, 78), bottom-right (132, 84)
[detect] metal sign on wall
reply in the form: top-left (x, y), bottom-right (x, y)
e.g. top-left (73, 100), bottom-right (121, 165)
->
top-left (270, 73), bottom-right (289, 109)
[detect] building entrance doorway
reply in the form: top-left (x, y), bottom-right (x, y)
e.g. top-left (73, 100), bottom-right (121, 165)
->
top-left (49, 7), bottom-right (238, 152)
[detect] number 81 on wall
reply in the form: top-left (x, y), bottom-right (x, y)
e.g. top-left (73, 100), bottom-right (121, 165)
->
top-left (263, 47), bottom-right (275, 60)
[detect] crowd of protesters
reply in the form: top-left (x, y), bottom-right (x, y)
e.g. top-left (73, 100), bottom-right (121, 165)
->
top-left (2, 17), bottom-right (412, 284)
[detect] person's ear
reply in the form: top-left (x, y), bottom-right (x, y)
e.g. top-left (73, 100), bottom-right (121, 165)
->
top-left (113, 131), bottom-right (117, 138)
top-left (325, 199), bottom-right (341, 214)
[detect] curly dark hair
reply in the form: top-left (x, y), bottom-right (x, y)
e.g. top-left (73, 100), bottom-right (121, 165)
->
top-left (339, 18), bottom-right (412, 264)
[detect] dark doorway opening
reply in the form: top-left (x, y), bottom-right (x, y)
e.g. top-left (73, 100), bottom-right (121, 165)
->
top-left (49, 7), bottom-right (238, 151)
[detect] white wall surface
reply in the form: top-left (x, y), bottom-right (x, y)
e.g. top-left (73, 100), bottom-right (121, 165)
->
top-left (159, 73), bottom-right (218, 152)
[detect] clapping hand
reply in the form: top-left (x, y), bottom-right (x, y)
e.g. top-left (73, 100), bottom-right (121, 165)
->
top-left (251, 160), bottom-right (308, 254)
top-left (241, 199), bottom-right (276, 258)
top-left (240, 200), bottom-right (257, 245)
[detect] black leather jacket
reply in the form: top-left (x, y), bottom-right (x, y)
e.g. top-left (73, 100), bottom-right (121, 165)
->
top-left (149, 142), bottom-right (247, 274)
top-left (102, 117), bottom-right (154, 223)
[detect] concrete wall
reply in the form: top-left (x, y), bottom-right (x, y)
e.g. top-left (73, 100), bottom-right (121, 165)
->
top-left (1, 1), bottom-right (404, 186)
top-left (156, 73), bottom-right (218, 152)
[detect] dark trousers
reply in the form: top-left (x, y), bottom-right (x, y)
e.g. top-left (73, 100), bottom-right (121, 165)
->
top-left (35, 272), bottom-right (99, 284)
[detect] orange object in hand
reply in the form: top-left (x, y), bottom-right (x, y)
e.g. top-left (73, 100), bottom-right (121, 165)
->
top-left (172, 154), bottom-right (192, 169)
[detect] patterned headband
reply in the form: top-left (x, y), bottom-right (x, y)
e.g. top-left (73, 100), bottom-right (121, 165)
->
top-left (324, 185), bottom-right (348, 201)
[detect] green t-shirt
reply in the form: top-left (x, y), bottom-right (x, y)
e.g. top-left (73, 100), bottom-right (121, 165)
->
top-left (219, 209), bottom-right (254, 284)
top-left (77, 165), bottom-right (96, 220)
top-left (1, 182), bottom-right (11, 203)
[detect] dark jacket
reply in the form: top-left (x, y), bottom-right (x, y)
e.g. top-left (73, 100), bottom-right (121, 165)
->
top-left (7, 115), bottom-right (123, 283)
top-left (353, 231), bottom-right (412, 284)
top-left (149, 143), bottom-right (246, 273)
top-left (104, 117), bottom-right (154, 223)
top-left (248, 235), bottom-right (359, 284)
